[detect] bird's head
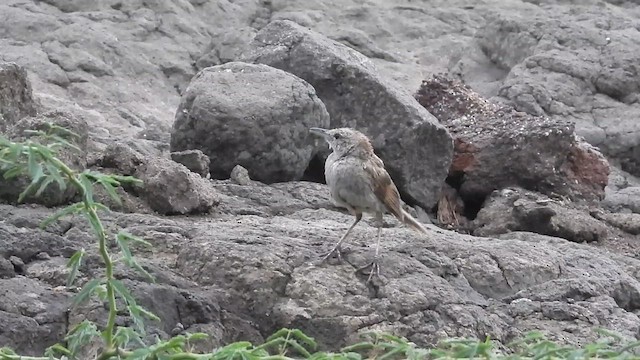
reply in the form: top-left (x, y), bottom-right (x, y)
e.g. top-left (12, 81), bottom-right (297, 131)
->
top-left (309, 127), bottom-right (373, 157)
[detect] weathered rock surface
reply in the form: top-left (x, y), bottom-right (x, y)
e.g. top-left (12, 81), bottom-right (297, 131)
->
top-left (0, 62), bottom-right (37, 130)
top-left (0, 276), bottom-right (69, 356)
top-left (242, 20), bottom-right (454, 209)
top-left (3, 0), bottom-right (640, 356)
top-left (472, 187), bottom-right (610, 243)
top-left (170, 61), bottom-right (330, 183)
top-left (452, 6), bottom-right (640, 177)
top-left (100, 143), bottom-right (219, 215)
top-left (4, 177), bottom-right (640, 353)
top-left (416, 75), bottom-right (610, 205)
top-left (603, 186), bottom-right (640, 214)
top-left (170, 149), bottom-right (210, 178)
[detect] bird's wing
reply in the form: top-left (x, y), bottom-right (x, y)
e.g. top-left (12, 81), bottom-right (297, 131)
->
top-left (363, 156), bottom-right (403, 220)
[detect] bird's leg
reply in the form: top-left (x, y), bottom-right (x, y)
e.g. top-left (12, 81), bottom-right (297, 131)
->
top-left (320, 211), bottom-right (362, 264)
top-left (357, 212), bottom-right (383, 283)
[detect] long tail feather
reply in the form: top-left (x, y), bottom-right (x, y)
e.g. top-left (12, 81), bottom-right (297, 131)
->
top-left (400, 208), bottom-right (429, 234)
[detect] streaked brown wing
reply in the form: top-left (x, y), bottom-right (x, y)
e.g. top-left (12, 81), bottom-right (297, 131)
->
top-left (364, 156), bottom-right (403, 219)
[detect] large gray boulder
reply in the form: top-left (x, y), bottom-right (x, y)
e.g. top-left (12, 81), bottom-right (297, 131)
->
top-left (241, 20), bottom-right (454, 209)
top-left (170, 61), bottom-right (330, 183)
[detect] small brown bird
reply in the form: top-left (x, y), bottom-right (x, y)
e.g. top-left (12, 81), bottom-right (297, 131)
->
top-left (310, 127), bottom-right (429, 283)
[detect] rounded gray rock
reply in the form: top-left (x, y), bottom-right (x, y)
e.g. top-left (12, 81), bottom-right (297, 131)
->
top-left (170, 61), bottom-right (330, 183)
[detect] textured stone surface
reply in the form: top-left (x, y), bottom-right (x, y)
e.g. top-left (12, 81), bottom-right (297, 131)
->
top-left (242, 20), bottom-right (454, 209)
top-left (0, 62), bottom-right (37, 130)
top-left (2, 0), bottom-right (640, 355)
top-left (452, 6), bottom-right (640, 177)
top-left (472, 187), bottom-right (610, 243)
top-left (100, 142), bottom-right (219, 215)
top-left (170, 61), bottom-right (330, 183)
top-left (415, 75), bottom-right (609, 204)
top-left (171, 149), bottom-right (210, 177)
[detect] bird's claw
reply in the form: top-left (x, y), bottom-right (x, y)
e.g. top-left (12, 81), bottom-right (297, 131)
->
top-left (320, 246), bottom-right (342, 264)
top-left (357, 258), bottom-right (381, 283)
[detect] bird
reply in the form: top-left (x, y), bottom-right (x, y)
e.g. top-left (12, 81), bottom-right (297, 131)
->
top-left (309, 127), bottom-right (429, 283)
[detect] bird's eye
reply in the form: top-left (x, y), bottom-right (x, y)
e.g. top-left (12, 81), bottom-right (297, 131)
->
top-left (333, 133), bottom-right (341, 139)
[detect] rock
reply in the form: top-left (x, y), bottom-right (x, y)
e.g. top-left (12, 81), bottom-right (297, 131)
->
top-left (4, 0), bottom-right (640, 356)
top-left (0, 257), bottom-right (15, 278)
top-left (230, 165), bottom-right (252, 185)
top-left (195, 27), bottom-right (257, 70)
top-left (24, 257), bottom-right (69, 287)
top-left (171, 149), bottom-right (210, 177)
top-left (0, 276), bottom-right (69, 356)
top-left (415, 75), bottom-right (610, 206)
top-left (602, 186), bottom-right (640, 214)
top-left (170, 61), bottom-right (330, 184)
top-left (9, 255), bottom-right (25, 273)
top-left (472, 188), bottom-right (609, 243)
top-left (137, 157), bottom-right (220, 215)
top-left (242, 19), bottom-right (454, 209)
top-left (0, 109), bottom-right (89, 207)
top-left (99, 142), bottom-right (218, 215)
top-left (0, 221), bottom-right (80, 262)
top-left (173, 184), bottom-right (640, 349)
top-left (595, 213), bottom-right (640, 235)
top-left (0, 62), bottom-right (37, 131)
top-left (99, 142), bottom-right (145, 176)
top-left (453, 8), bottom-right (640, 178)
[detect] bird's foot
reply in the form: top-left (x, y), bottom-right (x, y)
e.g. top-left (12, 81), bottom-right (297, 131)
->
top-left (320, 246), bottom-right (343, 264)
top-left (356, 258), bottom-right (381, 283)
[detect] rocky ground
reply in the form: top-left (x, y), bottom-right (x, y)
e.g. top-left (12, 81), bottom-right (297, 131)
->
top-left (2, 0), bottom-right (640, 355)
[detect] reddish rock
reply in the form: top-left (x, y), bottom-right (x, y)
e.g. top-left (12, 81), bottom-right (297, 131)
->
top-left (415, 75), bottom-right (609, 205)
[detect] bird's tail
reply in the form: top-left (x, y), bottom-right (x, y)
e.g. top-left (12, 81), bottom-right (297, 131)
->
top-left (400, 208), bottom-right (429, 234)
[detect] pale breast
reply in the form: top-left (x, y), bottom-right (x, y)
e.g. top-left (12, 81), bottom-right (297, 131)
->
top-left (325, 155), bottom-right (385, 213)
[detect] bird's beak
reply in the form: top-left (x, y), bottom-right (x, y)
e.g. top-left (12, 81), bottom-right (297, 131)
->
top-left (309, 127), bottom-right (330, 140)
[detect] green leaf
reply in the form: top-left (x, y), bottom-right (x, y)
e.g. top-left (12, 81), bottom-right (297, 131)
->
top-left (18, 175), bottom-right (45, 202)
top-left (45, 162), bottom-right (67, 192)
top-left (44, 343), bottom-right (72, 357)
top-left (35, 176), bottom-right (55, 197)
top-left (93, 202), bottom-right (111, 213)
top-left (65, 320), bottom-right (100, 356)
top-left (100, 179), bottom-right (122, 205)
top-left (40, 202), bottom-right (84, 229)
top-left (115, 232), bottom-right (154, 282)
top-left (111, 174), bottom-right (143, 186)
top-left (117, 231), bottom-right (152, 247)
top-left (0, 347), bottom-right (18, 355)
top-left (284, 339), bottom-right (312, 358)
top-left (94, 283), bottom-right (108, 301)
top-left (127, 303), bottom-right (159, 334)
top-left (79, 173), bottom-right (95, 204)
top-left (186, 332), bottom-right (210, 342)
top-left (114, 326), bottom-right (145, 349)
top-left (1, 164), bottom-right (25, 179)
top-left (73, 278), bottom-right (102, 306)
top-left (289, 328), bottom-right (317, 349)
top-left (110, 278), bottom-right (136, 305)
top-left (125, 347), bottom-right (152, 360)
top-left (341, 342), bottom-right (374, 353)
top-left (66, 249), bottom-right (85, 287)
top-left (27, 146), bottom-right (44, 180)
top-left (84, 210), bottom-right (104, 241)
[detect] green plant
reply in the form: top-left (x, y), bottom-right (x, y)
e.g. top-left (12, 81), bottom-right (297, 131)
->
top-left (1, 124), bottom-right (640, 360)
